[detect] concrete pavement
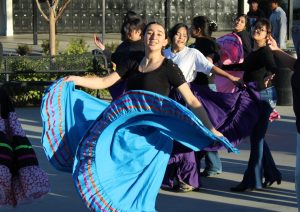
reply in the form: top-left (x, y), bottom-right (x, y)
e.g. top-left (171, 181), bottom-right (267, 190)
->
top-left (1, 105), bottom-right (297, 212)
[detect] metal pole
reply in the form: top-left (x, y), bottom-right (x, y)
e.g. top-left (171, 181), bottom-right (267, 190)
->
top-left (164, 0), bottom-right (170, 30)
top-left (238, 0), bottom-right (245, 15)
top-left (32, 0), bottom-right (38, 45)
top-left (102, 0), bottom-right (105, 42)
top-left (288, 0), bottom-right (293, 40)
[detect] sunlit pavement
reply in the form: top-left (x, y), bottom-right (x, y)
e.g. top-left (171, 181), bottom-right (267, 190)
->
top-left (0, 105), bottom-right (297, 212)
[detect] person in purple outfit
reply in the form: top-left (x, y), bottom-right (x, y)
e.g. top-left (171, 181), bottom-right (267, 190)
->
top-left (189, 15), bottom-right (223, 177)
top-left (162, 23), bottom-right (242, 192)
top-left (231, 18), bottom-right (282, 192)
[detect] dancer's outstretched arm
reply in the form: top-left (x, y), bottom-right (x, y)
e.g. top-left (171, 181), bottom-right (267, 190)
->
top-left (211, 65), bottom-right (244, 86)
top-left (177, 83), bottom-right (223, 137)
top-left (65, 72), bottom-right (121, 90)
top-left (268, 36), bottom-right (296, 71)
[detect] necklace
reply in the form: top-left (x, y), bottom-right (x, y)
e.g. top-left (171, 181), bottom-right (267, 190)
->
top-left (139, 56), bottom-right (164, 73)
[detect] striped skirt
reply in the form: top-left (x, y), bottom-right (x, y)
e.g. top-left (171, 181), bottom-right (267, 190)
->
top-left (41, 79), bottom-right (238, 212)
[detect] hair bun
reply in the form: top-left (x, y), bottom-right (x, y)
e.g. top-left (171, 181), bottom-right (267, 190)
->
top-left (209, 20), bottom-right (218, 32)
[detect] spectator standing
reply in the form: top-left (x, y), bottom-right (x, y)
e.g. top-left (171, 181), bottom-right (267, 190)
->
top-left (247, 0), bottom-right (266, 31)
top-left (269, 0), bottom-right (287, 49)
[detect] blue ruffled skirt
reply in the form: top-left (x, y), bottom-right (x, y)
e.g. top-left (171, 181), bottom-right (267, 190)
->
top-left (41, 79), bottom-right (238, 212)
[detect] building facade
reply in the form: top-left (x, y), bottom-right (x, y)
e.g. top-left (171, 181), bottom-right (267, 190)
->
top-left (1, 0), bottom-right (250, 35)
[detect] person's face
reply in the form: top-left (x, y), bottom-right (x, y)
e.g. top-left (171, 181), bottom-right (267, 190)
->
top-left (190, 25), bottom-right (201, 38)
top-left (250, 2), bottom-right (259, 11)
top-left (270, 2), bottom-right (277, 10)
top-left (144, 24), bottom-right (168, 52)
top-left (252, 25), bottom-right (269, 43)
top-left (173, 27), bottom-right (188, 49)
top-left (127, 29), bottom-right (142, 41)
top-left (234, 16), bottom-right (246, 32)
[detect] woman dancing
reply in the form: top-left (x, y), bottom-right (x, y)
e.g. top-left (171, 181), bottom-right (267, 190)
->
top-left (42, 22), bottom-right (238, 212)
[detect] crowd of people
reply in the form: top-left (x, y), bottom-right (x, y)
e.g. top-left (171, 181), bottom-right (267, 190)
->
top-left (0, 0), bottom-right (298, 211)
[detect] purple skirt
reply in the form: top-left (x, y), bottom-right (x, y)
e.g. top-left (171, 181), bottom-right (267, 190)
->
top-left (0, 88), bottom-right (50, 206)
top-left (162, 83), bottom-right (260, 189)
top-left (171, 83), bottom-right (260, 150)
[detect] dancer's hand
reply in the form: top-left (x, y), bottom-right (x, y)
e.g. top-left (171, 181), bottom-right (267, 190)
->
top-left (94, 34), bottom-right (105, 51)
top-left (264, 74), bottom-right (275, 88)
top-left (64, 76), bottom-right (83, 85)
top-left (267, 36), bottom-right (280, 51)
top-left (211, 128), bottom-right (223, 137)
top-left (230, 76), bottom-right (245, 88)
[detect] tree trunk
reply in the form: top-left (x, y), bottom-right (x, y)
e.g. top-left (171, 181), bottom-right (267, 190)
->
top-left (49, 8), bottom-right (56, 57)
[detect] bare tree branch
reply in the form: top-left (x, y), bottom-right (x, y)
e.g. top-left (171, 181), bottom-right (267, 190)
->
top-left (56, 0), bottom-right (71, 21)
top-left (35, 0), bottom-right (49, 22)
top-left (53, 0), bottom-right (59, 17)
top-left (46, 0), bottom-right (51, 8)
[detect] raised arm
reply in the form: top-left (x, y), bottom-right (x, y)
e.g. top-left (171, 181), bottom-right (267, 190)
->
top-left (65, 72), bottom-right (121, 90)
top-left (177, 83), bottom-right (223, 137)
top-left (94, 34), bottom-right (106, 51)
top-left (211, 65), bottom-right (244, 86)
top-left (195, 50), bottom-right (243, 86)
top-left (268, 35), bottom-right (296, 71)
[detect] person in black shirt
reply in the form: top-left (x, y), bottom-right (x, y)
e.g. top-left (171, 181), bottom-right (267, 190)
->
top-left (189, 15), bottom-right (222, 177)
top-left (231, 18), bottom-right (282, 192)
top-left (190, 16), bottom-right (219, 64)
top-left (233, 14), bottom-right (253, 57)
top-left (94, 11), bottom-right (145, 63)
top-left (66, 22), bottom-right (223, 137)
top-left (94, 13), bottom-right (145, 99)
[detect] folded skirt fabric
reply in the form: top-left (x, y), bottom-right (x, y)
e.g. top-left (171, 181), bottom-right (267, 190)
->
top-left (41, 79), bottom-right (238, 212)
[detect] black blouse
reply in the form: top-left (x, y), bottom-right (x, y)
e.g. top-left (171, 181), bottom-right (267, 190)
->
top-left (111, 40), bottom-right (145, 66)
top-left (243, 45), bottom-right (277, 90)
top-left (189, 37), bottom-right (220, 85)
top-left (236, 30), bottom-right (253, 57)
top-left (116, 54), bottom-right (186, 96)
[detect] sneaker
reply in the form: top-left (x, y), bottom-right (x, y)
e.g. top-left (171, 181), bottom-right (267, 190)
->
top-left (200, 170), bottom-right (221, 177)
top-left (178, 180), bottom-right (195, 192)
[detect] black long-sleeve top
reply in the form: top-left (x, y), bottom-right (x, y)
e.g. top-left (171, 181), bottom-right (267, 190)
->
top-left (111, 40), bottom-right (145, 65)
top-left (189, 37), bottom-right (220, 85)
top-left (236, 30), bottom-right (253, 57)
top-left (222, 45), bottom-right (277, 90)
top-left (102, 39), bottom-right (145, 68)
top-left (243, 45), bottom-right (277, 90)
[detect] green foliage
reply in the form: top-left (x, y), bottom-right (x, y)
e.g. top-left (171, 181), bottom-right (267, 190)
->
top-left (8, 58), bottom-right (54, 106)
top-left (63, 38), bottom-right (89, 55)
top-left (16, 44), bottom-right (32, 56)
top-left (105, 42), bottom-right (118, 52)
top-left (6, 55), bottom-right (111, 106)
top-left (41, 39), bottom-right (59, 55)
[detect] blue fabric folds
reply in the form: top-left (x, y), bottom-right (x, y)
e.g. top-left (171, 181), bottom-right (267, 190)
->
top-left (41, 79), bottom-right (238, 212)
top-left (41, 79), bottom-right (109, 172)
